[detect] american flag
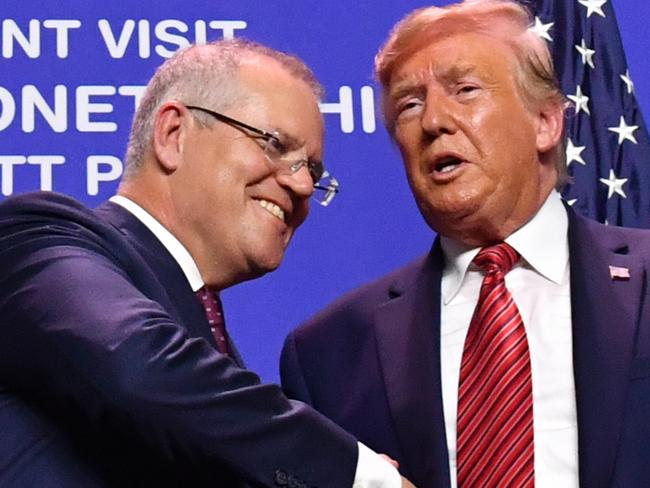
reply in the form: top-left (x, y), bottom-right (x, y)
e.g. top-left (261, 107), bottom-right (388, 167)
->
top-left (519, 0), bottom-right (650, 228)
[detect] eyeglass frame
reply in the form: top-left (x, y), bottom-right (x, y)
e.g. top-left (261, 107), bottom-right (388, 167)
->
top-left (184, 104), bottom-right (339, 201)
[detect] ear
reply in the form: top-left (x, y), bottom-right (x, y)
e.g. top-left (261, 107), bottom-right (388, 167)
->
top-left (152, 102), bottom-right (189, 173)
top-left (535, 101), bottom-right (564, 153)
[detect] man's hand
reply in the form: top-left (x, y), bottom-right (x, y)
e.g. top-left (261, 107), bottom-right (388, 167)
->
top-left (379, 453), bottom-right (399, 469)
top-left (379, 454), bottom-right (415, 487)
top-left (401, 476), bottom-right (416, 488)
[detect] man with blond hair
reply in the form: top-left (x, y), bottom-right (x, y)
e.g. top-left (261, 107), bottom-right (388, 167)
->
top-left (0, 39), bottom-right (415, 487)
top-left (281, 1), bottom-right (650, 486)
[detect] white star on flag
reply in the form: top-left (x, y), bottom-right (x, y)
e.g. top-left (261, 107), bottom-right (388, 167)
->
top-left (578, 0), bottom-right (608, 18)
top-left (620, 69), bottom-right (635, 94)
top-left (575, 39), bottom-right (595, 69)
top-left (566, 199), bottom-right (578, 206)
top-left (530, 16), bottom-right (554, 41)
top-left (566, 138), bottom-right (587, 166)
top-left (552, 0), bottom-right (650, 226)
top-left (568, 85), bottom-right (590, 115)
top-left (608, 116), bottom-right (639, 145)
top-left (600, 169), bottom-right (628, 199)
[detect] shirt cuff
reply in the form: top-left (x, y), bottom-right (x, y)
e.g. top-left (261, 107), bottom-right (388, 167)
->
top-left (353, 442), bottom-right (402, 488)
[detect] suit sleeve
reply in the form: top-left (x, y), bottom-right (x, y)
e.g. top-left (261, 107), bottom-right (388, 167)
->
top-left (0, 237), bottom-right (358, 487)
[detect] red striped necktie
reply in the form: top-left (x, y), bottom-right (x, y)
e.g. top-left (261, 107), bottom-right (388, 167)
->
top-left (195, 286), bottom-right (231, 356)
top-left (457, 243), bottom-right (534, 487)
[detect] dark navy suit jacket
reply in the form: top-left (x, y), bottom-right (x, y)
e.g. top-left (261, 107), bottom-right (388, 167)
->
top-left (0, 191), bottom-right (357, 487)
top-left (281, 207), bottom-right (650, 488)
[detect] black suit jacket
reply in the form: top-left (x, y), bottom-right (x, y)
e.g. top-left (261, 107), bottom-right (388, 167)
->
top-left (281, 207), bottom-right (650, 487)
top-left (0, 191), bottom-right (357, 487)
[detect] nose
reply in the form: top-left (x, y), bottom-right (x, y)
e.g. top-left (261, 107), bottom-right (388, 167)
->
top-left (421, 89), bottom-right (458, 139)
top-left (275, 165), bottom-right (314, 200)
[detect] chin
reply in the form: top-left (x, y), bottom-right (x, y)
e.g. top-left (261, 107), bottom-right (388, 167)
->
top-left (421, 202), bottom-right (497, 243)
top-left (420, 199), bottom-right (479, 226)
top-left (248, 252), bottom-right (284, 277)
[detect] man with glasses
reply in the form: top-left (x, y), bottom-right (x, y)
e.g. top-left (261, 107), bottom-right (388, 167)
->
top-left (0, 39), bottom-right (413, 487)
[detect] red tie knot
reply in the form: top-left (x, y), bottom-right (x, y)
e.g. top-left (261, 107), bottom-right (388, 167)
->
top-left (196, 286), bottom-right (223, 315)
top-left (473, 242), bottom-right (519, 274)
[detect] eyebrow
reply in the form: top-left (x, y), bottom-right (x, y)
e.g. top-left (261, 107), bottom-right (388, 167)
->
top-left (388, 79), bottom-right (424, 101)
top-left (439, 64), bottom-right (479, 82)
top-left (389, 63), bottom-right (479, 98)
top-left (273, 129), bottom-right (303, 149)
top-left (273, 129), bottom-right (323, 165)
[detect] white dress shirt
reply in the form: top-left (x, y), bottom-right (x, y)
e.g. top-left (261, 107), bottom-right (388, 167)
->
top-left (109, 195), bottom-right (401, 488)
top-left (440, 191), bottom-right (579, 487)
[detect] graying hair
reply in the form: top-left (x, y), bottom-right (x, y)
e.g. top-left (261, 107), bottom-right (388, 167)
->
top-left (123, 38), bottom-right (324, 179)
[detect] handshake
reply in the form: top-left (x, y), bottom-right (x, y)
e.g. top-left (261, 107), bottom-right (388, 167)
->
top-left (382, 455), bottom-right (416, 488)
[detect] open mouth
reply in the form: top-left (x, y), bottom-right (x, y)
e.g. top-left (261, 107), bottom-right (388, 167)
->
top-left (434, 155), bottom-right (464, 174)
top-left (256, 198), bottom-right (286, 222)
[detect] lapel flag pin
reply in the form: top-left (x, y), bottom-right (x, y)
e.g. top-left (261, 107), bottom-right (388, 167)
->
top-left (609, 265), bottom-right (630, 281)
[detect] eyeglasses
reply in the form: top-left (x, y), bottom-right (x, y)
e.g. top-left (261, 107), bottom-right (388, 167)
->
top-left (185, 105), bottom-right (339, 207)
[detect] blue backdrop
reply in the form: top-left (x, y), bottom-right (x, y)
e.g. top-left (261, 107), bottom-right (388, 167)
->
top-left (2, 1), bottom-right (648, 382)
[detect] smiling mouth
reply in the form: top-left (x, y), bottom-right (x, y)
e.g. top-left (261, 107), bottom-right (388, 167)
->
top-left (256, 199), bottom-right (286, 222)
top-left (434, 155), bottom-right (464, 174)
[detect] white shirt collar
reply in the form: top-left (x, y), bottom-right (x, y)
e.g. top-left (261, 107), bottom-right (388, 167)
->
top-left (109, 195), bottom-right (205, 292)
top-left (440, 190), bottom-right (569, 304)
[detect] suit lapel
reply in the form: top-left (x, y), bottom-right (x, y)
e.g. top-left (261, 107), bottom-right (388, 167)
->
top-left (374, 241), bottom-right (451, 487)
top-left (569, 210), bottom-right (643, 486)
top-left (221, 307), bottom-right (246, 367)
top-left (94, 202), bottom-right (246, 365)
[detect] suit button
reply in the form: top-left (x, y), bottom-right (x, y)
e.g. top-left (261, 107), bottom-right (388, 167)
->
top-left (289, 478), bottom-right (306, 488)
top-left (275, 469), bottom-right (289, 486)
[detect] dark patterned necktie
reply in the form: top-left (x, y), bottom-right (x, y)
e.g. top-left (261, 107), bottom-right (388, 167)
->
top-left (457, 243), bottom-right (534, 487)
top-left (195, 286), bottom-right (230, 356)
